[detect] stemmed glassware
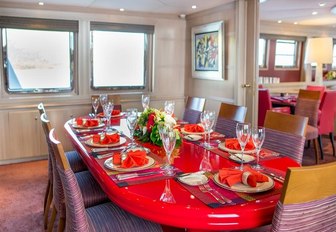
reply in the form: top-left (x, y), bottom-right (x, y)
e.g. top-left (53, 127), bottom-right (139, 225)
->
top-left (99, 94), bottom-right (108, 120)
top-left (103, 101), bottom-right (114, 133)
top-left (141, 94), bottom-right (150, 110)
top-left (91, 97), bottom-right (99, 118)
top-left (126, 108), bottom-right (138, 148)
top-left (235, 122), bottom-right (251, 170)
top-left (251, 126), bottom-right (265, 170)
top-left (164, 101), bottom-right (175, 116)
top-left (160, 179), bottom-right (176, 204)
top-left (158, 124), bottom-right (177, 176)
top-left (200, 110), bottom-right (216, 149)
top-left (199, 150), bottom-right (212, 172)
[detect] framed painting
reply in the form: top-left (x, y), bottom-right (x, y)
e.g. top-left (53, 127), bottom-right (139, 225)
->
top-left (191, 21), bottom-right (224, 80)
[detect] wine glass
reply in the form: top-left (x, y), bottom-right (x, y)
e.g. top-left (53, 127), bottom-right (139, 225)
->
top-left (200, 110), bottom-right (216, 149)
top-left (235, 122), bottom-right (251, 170)
top-left (126, 108), bottom-right (138, 148)
top-left (158, 124), bottom-right (177, 176)
top-left (103, 101), bottom-right (114, 133)
top-left (160, 179), bottom-right (176, 204)
top-left (251, 126), bottom-right (265, 170)
top-left (141, 94), bottom-right (150, 110)
top-left (91, 97), bottom-right (99, 118)
top-left (164, 101), bottom-right (175, 116)
top-left (99, 94), bottom-right (108, 108)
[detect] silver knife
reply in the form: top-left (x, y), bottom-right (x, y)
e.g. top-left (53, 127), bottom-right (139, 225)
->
top-left (92, 146), bottom-right (126, 153)
top-left (116, 171), bottom-right (160, 180)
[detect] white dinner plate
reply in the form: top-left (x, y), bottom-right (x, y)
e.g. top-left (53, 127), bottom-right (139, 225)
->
top-left (104, 156), bottom-right (155, 172)
top-left (218, 142), bottom-right (256, 154)
top-left (71, 122), bottom-right (105, 129)
top-left (184, 134), bottom-right (203, 141)
top-left (177, 174), bottom-right (208, 186)
top-left (213, 173), bottom-right (274, 193)
top-left (85, 137), bottom-right (126, 148)
top-left (229, 154), bottom-right (255, 163)
top-left (111, 112), bottom-right (125, 118)
top-left (181, 128), bottom-right (212, 135)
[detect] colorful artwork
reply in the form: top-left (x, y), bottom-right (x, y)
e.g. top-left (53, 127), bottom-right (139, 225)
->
top-left (194, 31), bottom-right (219, 71)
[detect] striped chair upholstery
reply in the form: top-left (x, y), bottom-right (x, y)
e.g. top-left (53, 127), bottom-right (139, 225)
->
top-left (50, 128), bottom-right (163, 232)
top-left (215, 117), bottom-right (240, 138)
top-left (271, 162), bottom-right (336, 231)
top-left (182, 108), bottom-right (202, 124)
top-left (263, 128), bottom-right (305, 164)
top-left (182, 96), bottom-right (206, 124)
top-left (41, 113), bottom-right (108, 232)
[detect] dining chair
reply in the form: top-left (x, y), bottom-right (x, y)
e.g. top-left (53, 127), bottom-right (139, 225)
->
top-left (295, 89), bottom-right (321, 164)
top-left (317, 91), bottom-right (336, 160)
top-left (258, 88), bottom-right (291, 126)
top-left (92, 94), bottom-right (122, 113)
top-left (263, 111), bottom-right (308, 164)
top-left (306, 85), bottom-right (325, 105)
top-left (214, 102), bottom-right (247, 138)
top-left (270, 162), bottom-right (336, 231)
top-left (49, 127), bottom-right (163, 232)
top-left (182, 96), bottom-right (206, 124)
top-left (37, 103), bottom-right (88, 229)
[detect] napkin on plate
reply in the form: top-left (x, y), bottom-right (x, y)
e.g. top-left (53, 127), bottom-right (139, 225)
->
top-left (76, 118), bottom-right (99, 127)
top-left (113, 150), bottom-right (148, 168)
top-left (92, 133), bottom-right (120, 144)
top-left (184, 124), bottom-right (205, 133)
top-left (225, 138), bottom-right (255, 151)
top-left (112, 109), bottom-right (121, 115)
top-left (218, 166), bottom-right (268, 187)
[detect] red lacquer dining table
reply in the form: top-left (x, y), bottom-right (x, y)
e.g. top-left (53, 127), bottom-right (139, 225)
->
top-left (64, 116), bottom-right (300, 232)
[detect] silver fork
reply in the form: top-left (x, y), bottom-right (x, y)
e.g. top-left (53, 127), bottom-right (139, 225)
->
top-left (203, 183), bottom-right (233, 204)
top-left (199, 185), bottom-right (225, 204)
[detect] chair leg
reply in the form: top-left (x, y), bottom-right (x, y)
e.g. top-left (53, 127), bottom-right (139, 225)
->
top-left (318, 135), bottom-right (324, 160)
top-left (58, 216), bottom-right (65, 232)
top-left (306, 140), bottom-right (311, 148)
top-left (44, 185), bottom-right (53, 229)
top-left (48, 205), bottom-right (57, 232)
top-left (313, 138), bottom-right (320, 164)
top-left (329, 132), bottom-right (335, 157)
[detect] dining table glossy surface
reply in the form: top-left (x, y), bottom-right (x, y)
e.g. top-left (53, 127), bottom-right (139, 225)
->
top-left (64, 116), bottom-right (300, 231)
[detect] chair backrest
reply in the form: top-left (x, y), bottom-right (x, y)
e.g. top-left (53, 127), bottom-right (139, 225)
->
top-left (298, 89), bottom-right (321, 100)
top-left (92, 95), bottom-right (121, 113)
top-left (215, 117), bottom-right (240, 138)
top-left (37, 102), bottom-right (46, 116)
top-left (295, 92), bottom-right (320, 127)
top-left (264, 111), bottom-right (308, 137)
top-left (271, 162), bottom-right (336, 231)
top-left (49, 128), bottom-right (90, 231)
top-left (185, 96), bottom-right (206, 112)
top-left (258, 89), bottom-right (272, 126)
top-left (217, 102), bottom-right (247, 122)
top-left (318, 90), bottom-right (336, 134)
top-left (306, 85), bottom-right (325, 103)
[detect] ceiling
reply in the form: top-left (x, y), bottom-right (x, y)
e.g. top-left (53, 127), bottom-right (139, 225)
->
top-left (1, 0), bottom-right (336, 26)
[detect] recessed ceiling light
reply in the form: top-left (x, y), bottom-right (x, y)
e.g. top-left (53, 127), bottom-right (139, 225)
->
top-left (119, 8), bottom-right (125, 12)
top-left (192, 5), bottom-right (197, 9)
top-left (38, 1), bottom-right (44, 6)
top-left (312, 11), bottom-right (318, 15)
top-left (319, 2), bottom-right (326, 7)
top-left (277, 20), bottom-right (282, 23)
top-left (259, 0), bottom-right (268, 3)
top-left (294, 22), bottom-right (298, 25)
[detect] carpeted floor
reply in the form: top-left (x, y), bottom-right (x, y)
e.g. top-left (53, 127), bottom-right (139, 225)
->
top-left (0, 136), bottom-right (335, 232)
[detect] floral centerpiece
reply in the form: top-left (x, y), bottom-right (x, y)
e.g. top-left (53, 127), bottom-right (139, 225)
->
top-left (134, 108), bottom-right (181, 147)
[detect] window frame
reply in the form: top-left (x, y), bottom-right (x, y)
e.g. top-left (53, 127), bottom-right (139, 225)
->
top-left (332, 39), bottom-right (336, 69)
top-left (258, 37), bottom-right (268, 69)
top-left (89, 21), bottom-right (154, 92)
top-left (274, 39), bottom-right (300, 69)
top-left (0, 16), bottom-right (78, 94)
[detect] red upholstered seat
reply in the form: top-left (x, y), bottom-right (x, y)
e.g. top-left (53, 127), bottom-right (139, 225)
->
top-left (258, 89), bottom-right (291, 126)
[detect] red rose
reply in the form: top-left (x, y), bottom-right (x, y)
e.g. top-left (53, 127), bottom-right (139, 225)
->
top-left (146, 113), bottom-right (156, 133)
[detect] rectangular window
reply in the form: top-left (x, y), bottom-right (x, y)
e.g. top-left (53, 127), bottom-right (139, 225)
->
top-left (90, 22), bottom-right (154, 90)
top-left (258, 38), bottom-right (267, 68)
top-left (332, 43), bottom-right (336, 68)
top-left (0, 16), bottom-right (78, 93)
top-left (274, 39), bottom-right (299, 68)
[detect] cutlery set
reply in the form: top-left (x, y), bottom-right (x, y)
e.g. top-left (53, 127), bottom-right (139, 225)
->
top-left (199, 183), bottom-right (233, 205)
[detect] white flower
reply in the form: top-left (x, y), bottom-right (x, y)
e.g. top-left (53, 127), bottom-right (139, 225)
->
top-left (164, 114), bottom-right (176, 126)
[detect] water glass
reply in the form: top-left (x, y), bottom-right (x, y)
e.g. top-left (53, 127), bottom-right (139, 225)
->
top-left (158, 124), bottom-right (176, 176)
top-left (141, 94), bottom-right (150, 110)
top-left (126, 108), bottom-right (138, 148)
top-left (99, 94), bottom-right (108, 108)
top-left (200, 110), bottom-right (216, 149)
top-left (164, 101), bottom-right (175, 116)
top-left (91, 97), bottom-right (99, 118)
top-left (236, 122), bottom-right (251, 170)
top-left (251, 127), bottom-right (265, 170)
top-left (103, 101), bottom-right (114, 133)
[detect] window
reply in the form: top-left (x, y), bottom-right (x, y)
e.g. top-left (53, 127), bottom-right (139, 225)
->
top-left (274, 39), bottom-right (299, 68)
top-left (258, 38), bottom-right (267, 68)
top-left (0, 16), bottom-right (78, 93)
top-left (332, 43), bottom-right (336, 68)
top-left (90, 22), bottom-right (154, 90)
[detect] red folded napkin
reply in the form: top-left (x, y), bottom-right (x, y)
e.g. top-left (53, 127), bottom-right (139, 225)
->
top-left (75, 118), bottom-right (99, 127)
top-left (218, 166), bottom-right (268, 187)
top-left (92, 133), bottom-right (120, 144)
top-left (225, 138), bottom-right (255, 151)
top-left (113, 150), bottom-right (148, 168)
top-left (112, 109), bottom-right (121, 115)
top-left (184, 124), bottom-right (205, 133)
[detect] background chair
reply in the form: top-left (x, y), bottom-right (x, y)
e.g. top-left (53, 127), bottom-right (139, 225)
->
top-left (49, 128), bottom-right (163, 232)
top-left (182, 96), bottom-right (206, 124)
top-left (317, 91), bottom-right (336, 160)
top-left (263, 111), bottom-right (308, 164)
top-left (258, 88), bottom-right (291, 126)
top-left (214, 102), bottom-right (247, 138)
top-left (271, 162), bottom-right (336, 231)
top-left (295, 89), bottom-right (321, 164)
top-left (92, 94), bottom-right (122, 113)
top-left (306, 85), bottom-right (326, 104)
